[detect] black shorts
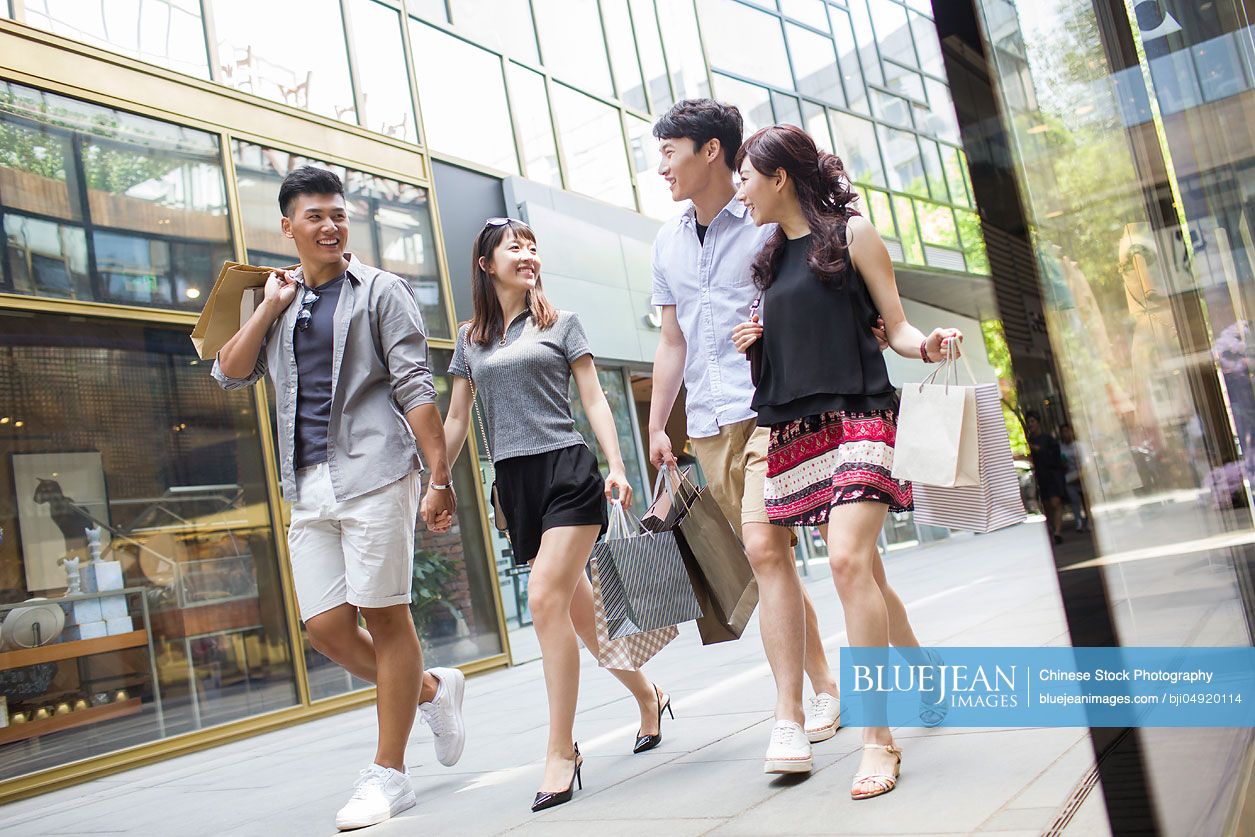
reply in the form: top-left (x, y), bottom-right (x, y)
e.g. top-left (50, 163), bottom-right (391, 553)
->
top-left (495, 443), bottom-right (608, 566)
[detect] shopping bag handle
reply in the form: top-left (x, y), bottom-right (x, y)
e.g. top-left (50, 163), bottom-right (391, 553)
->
top-left (609, 498), bottom-right (656, 540)
top-left (916, 340), bottom-right (978, 393)
top-left (654, 463), bottom-right (701, 513)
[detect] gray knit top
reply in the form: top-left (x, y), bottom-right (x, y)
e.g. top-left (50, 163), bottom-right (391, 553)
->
top-left (449, 310), bottom-right (592, 463)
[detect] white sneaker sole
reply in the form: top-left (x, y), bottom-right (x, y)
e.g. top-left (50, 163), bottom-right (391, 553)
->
top-left (335, 790), bottom-right (416, 830)
top-left (805, 722), bottom-right (838, 743)
top-left (434, 668), bottom-right (466, 767)
top-left (764, 756), bottom-right (813, 774)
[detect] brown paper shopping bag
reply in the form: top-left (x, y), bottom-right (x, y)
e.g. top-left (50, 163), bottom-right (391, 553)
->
top-left (189, 261), bottom-right (282, 360)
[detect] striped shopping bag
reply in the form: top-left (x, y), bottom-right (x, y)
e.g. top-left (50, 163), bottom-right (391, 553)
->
top-left (909, 381), bottom-right (1027, 533)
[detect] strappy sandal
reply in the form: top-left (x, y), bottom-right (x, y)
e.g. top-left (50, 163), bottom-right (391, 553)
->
top-left (851, 743), bottom-right (902, 800)
top-left (919, 649), bottom-right (949, 727)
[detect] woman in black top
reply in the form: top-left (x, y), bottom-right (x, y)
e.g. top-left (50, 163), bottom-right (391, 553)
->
top-left (731, 125), bottom-right (963, 801)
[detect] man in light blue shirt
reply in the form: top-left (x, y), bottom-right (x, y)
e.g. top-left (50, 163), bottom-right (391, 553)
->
top-left (647, 100), bottom-right (840, 774)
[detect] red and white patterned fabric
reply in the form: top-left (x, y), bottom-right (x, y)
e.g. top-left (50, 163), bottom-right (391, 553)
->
top-left (764, 410), bottom-right (913, 527)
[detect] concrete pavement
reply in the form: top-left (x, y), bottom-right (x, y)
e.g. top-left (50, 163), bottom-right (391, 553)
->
top-left (0, 522), bottom-right (1113, 836)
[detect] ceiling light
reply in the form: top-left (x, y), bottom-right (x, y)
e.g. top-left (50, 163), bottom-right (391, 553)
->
top-left (186, 287), bottom-right (201, 300)
top-left (0, 417), bottom-right (8, 424)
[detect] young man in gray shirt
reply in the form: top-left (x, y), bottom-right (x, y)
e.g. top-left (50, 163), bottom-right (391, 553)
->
top-left (213, 167), bottom-right (464, 830)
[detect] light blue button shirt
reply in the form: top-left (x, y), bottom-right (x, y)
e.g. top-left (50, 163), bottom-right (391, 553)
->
top-left (651, 198), bottom-right (774, 438)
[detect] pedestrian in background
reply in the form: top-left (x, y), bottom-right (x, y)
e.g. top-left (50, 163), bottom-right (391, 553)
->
top-left (731, 124), bottom-right (963, 800)
top-left (443, 217), bottom-right (669, 813)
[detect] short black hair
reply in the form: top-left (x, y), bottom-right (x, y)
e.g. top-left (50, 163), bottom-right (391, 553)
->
top-left (1025, 411), bottom-right (1042, 422)
top-left (278, 165), bottom-right (345, 216)
top-left (653, 99), bottom-right (743, 171)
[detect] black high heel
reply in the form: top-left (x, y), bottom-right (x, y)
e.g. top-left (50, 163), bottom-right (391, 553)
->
top-left (633, 685), bottom-right (673, 754)
top-left (531, 743), bottom-right (583, 812)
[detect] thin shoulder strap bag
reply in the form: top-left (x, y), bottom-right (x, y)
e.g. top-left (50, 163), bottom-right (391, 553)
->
top-left (461, 329), bottom-right (511, 537)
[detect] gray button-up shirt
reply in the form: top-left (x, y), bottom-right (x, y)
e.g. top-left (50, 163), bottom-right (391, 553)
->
top-left (651, 198), bottom-right (774, 438)
top-left (212, 254), bottom-right (437, 502)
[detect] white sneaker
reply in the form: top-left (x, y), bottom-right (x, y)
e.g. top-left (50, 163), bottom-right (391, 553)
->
top-left (804, 692), bottom-right (841, 743)
top-left (764, 720), bottom-right (813, 774)
top-left (419, 667), bottom-right (466, 767)
top-left (335, 764), bottom-right (416, 830)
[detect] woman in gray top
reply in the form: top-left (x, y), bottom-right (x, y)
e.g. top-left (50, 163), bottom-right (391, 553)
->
top-left (443, 218), bottom-right (671, 812)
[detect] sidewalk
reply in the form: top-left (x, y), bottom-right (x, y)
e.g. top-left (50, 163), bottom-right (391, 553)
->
top-left (0, 523), bottom-right (1112, 836)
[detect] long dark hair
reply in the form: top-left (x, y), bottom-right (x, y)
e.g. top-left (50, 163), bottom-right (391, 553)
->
top-left (467, 219), bottom-right (558, 346)
top-left (734, 124), bottom-right (861, 291)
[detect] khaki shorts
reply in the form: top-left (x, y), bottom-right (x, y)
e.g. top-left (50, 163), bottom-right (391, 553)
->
top-left (690, 417), bottom-right (779, 540)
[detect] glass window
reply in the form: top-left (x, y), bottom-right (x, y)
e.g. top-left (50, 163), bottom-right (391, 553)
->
top-left (846, 0), bottom-right (883, 86)
top-left (868, 0), bottom-right (915, 67)
top-left (231, 141), bottom-right (451, 339)
top-left (348, 0), bottom-right (418, 143)
top-left (878, 126), bottom-right (927, 196)
top-left (786, 22), bottom-right (845, 106)
top-left (408, 20), bottom-right (519, 174)
top-left (829, 6), bottom-right (869, 114)
top-left (866, 187), bottom-right (895, 238)
top-left (0, 82), bottom-right (232, 311)
top-left (771, 92), bottom-right (803, 127)
top-left (569, 366), bottom-right (649, 516)
top-left (871, 88), bottom-right (914, 127)
top-left (602, 0), bottom-right (649, 112)
top-left (909, 10), bottom-right (944, 78)
top-left (0, 310), bottom-right (298, 781)
top-left (447, 0), bottom-right (540, 64)
top-left (657, 0), bottom-right (710, 101)
top-left (550, 85), bottom-right (634, 208)
top-left (712, 73), bottom-right (774, 135)
top-left (893, 193), bottom-right (923, 263)
top-left (780, 0), bottom-right (829, 29)
top-left (629, 0), bottom-right (674, 112)
top-left (506, 64), bottom-right (562, 188)
top-left (920, 77), bottom-right (962, 143)
top-left (829, 111), bottom-right (886, 186)
top-left (914, 200), bottom-right (958, 247)
top-left (803, 100), bottom-right (833, 151)
top-left (941, 144), bottom-right (971, 206)
top-left (532, 0), bottom-right (614, 98)
top-left (952, 208), bottom-right (986, 274)
top-left (883, 60), bottom-right (927, 102)
top-left (23, 0), bottom-right (210, 79)
top-left (209, 0), bottom-right (358, 124)
top-left (408, 0), bottom-right (448, 23)
top-left (699, 0), bottom-right (793, 89)
top-left (628, 115), bottom-right (676, 220)
top-left (919, 137), bottom-right (949, 202)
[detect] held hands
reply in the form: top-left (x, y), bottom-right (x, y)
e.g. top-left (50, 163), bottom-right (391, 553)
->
top-left (923, 328), bottom-right (965, 363)
top-left (731, 313), bottom-right (763, 354)
top-left (604, 467), bottom-right (634, 509)
top-left (872, 316), bottom-right (889, 350)
top-left (421, 483), bottom-right (457, 533)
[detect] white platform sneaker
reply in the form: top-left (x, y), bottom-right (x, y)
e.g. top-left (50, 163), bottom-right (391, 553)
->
top-left (335, 764), bottom-right (416, 830)
top-left (419, 667), bottom-right (467, 767)
top-left (804, 692), bottom-right (841, 743)
top-left (763, 720), bottom-right (813, 774)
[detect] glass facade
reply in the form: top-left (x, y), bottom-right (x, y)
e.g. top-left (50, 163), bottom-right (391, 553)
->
top-left (0, 308), bottom-right (298, 781)
top-left (943, 0), bottom-right (1255, 831)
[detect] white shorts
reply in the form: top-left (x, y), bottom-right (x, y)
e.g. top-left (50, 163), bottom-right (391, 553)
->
top-left (287, 463), bottom-right (421, 622)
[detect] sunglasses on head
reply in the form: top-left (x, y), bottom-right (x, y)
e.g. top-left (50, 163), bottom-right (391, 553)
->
top-left (484, 217), bottom-right (524, 228)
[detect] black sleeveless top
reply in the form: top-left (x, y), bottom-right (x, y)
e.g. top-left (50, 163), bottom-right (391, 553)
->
top-left (751, 232), bottom-right (897, 426)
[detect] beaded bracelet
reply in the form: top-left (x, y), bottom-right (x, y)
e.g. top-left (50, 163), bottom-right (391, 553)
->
top-left (920, 339), bottom-right (932, 363)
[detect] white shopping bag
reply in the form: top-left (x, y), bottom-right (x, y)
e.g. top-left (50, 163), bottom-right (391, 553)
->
top-left (892, 354), bottom-right (980, 487)
top-left (912, 381), bottom-right (1027, 533)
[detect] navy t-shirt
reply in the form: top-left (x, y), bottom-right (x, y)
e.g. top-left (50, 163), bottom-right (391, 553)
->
top-left (293, 274), bottom-right (345, 469)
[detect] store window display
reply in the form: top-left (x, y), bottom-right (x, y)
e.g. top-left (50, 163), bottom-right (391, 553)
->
top-left (0, 311), bottom-right (298, 781)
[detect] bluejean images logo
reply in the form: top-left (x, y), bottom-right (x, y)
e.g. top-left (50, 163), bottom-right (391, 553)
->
top-left (838, 647), bottom-right (1255, 727)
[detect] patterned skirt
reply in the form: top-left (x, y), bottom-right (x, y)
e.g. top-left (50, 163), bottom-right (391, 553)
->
top-left (764, 410), bottom-right (913, 527)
